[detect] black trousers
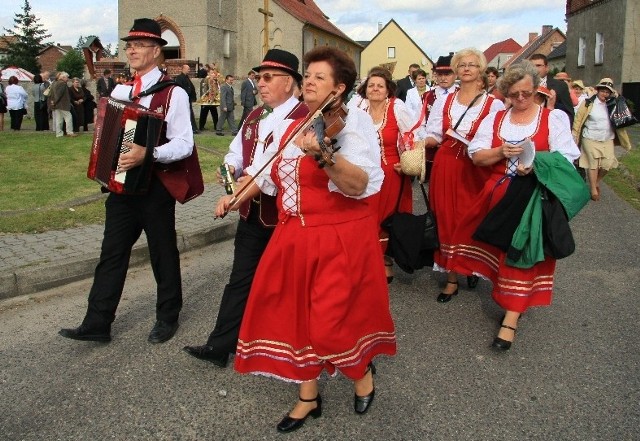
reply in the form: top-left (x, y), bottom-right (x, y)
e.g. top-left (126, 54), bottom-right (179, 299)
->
top-left (9, 109), bottom-right (24, 130)
top-left (34, 101), bottom-right (49, 130)
top-left (206, 206), bottom-right (273, 353)
top-left (82, 177), bottom-right (183, 331)
top-left (199, 105), bottom-right (218, 130)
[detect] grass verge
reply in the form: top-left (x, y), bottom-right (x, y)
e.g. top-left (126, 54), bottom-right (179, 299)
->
top-left (0, 130), bottom-right (231, 233)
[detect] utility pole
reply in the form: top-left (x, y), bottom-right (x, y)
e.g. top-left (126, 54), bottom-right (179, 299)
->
top-left (258, 0), bottom-right (273, 56)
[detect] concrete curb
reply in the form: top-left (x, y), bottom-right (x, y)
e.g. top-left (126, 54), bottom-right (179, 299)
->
top-left (0, 219), bottom-right (238, 300)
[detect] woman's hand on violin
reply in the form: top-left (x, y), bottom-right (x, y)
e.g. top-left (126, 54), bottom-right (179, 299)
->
top-left (502, 143), bottom-right (523, 159)
top-left (295, 131), bottom-right (319, 156)
top-left (214, 195), bottom-right (236, 218)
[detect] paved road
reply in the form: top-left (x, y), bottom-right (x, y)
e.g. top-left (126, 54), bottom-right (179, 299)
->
top-left (0, 183), bottom-right (638, 440)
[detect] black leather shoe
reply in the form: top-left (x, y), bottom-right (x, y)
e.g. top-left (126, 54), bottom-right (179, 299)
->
top-left (148, 320), bottom-right (179, 344)
top-left (467, 275), bottom-right (479, 289)
top-left (354, 363), bottom-right (376, 414)
top-left (215, 132), bottom-right (224, 136)
top-left (58, 324), bottom-right (111, 342)
top-left (182, 345), bottom-right (229, 368)
top-left (437, 281), bottom-right (459, 303)
top-left (492, 324), bottom-right (517, 351)
top-left (276, 395), bottom-right (322, 433)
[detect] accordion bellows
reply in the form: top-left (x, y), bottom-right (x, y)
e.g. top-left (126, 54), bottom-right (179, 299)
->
top-left (88, 97), bottom-right (164, 195)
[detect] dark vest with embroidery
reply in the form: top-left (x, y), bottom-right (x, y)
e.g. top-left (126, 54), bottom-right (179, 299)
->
top-left (238, 101), bottom-right (309, 227)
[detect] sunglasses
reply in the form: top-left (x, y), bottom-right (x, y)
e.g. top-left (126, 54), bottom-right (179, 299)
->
top-left (255, 73), bottom-right (289, 82)
top-left (507, 90), bottom-right (535, 99)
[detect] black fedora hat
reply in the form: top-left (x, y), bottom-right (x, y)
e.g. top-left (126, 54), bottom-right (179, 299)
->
top-left (253, 49), bottom-right (302, 82)
top-left (434, 52), bottom-right (454, 72)
top-left (121, 18), bottom-right (168, 46)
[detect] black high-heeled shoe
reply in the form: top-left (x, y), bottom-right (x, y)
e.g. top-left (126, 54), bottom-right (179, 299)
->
top-left (354, 363), bottom-right (376, 414)
top-left (437, 281), bottom-right (458, 303)
top-left (492, 324), bottom-right (517, 351)
top-left (467, 275), bottom-right (479, 289)
top-left (276, 394), bottom-right (322, 433)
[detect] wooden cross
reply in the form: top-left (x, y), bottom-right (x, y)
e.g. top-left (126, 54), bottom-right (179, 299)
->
top-left (258, 0), bottom-right (273, 56)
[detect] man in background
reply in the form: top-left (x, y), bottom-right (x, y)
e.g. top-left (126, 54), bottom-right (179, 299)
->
top-left (239, 70), bottom-right (257, 127)
top-left (175, 64), bottom-right (199, 134)
top-left (396, 63), bottom-right (420, 102)
top-left (216, 75), bottom-right (237, 136)
top-left (96, 69), bottom-right (115, 99)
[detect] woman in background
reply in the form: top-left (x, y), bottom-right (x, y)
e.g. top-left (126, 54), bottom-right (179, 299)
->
top-left (6, 75), bottom-right (28, 131)
top-left (572, 78), bottom-right (631, 201)
top-left (405, 68), bottom-right (429, 121)
top-left (32, 74), bottom-right (48, 131)
top-left (68, 78), bottom-right (85, 133)
top-left (355, 66), bottom-right (417, 283)
top-left (422, 48), bottom-right (504, 302)
top-left (451, 61), bottom-right (580, 350)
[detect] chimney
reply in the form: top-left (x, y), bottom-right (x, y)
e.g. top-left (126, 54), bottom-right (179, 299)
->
top-left (378, 22), bottom-right (383, 33)
top-left (542, 25), bottom-right (553, 34)
top-left (529, 33), bottom-right (539, 43)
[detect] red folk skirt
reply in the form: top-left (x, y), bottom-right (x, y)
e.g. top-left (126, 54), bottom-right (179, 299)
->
top-left (449, 173), bottom-right (555, 313)
top-left (234, 214), bottom-right (397, 382)
top-left (428, 139), bottom-right (490, 270)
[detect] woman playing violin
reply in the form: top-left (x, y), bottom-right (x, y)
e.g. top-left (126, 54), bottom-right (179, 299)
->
top-left (215, 46), bottom-right (396, 433)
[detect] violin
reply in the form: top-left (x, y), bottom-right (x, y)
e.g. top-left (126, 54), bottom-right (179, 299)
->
top-left (216, 92), bottom-right (348, 218)
top-left (310, 100), bottom-right (349, 168)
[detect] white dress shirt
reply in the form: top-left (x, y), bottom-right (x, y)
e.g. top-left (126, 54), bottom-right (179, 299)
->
top-left (232, 96), bottom-right (303, 178)
top-left (111, 67), bottom-right (193, 164)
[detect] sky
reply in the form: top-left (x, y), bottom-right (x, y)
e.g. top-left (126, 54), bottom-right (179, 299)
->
top-left (1, 0), bottom-right (568, 60)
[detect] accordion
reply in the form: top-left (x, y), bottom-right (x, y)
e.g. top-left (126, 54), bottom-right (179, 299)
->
top-left (87, 97), bottom-right (164, 194)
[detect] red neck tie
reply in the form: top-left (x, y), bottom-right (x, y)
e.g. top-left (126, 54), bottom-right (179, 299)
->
top-left (132, 76), bottom-right (142, 98)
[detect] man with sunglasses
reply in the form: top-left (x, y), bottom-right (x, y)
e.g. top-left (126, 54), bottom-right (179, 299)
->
top-left (183, 49), bottom-right (309, 367)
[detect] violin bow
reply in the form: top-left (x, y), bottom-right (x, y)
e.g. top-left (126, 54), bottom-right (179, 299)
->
top-left (216, 92), bottom-right (340, 219)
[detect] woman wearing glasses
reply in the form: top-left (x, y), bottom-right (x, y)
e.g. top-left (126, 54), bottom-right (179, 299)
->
top-left (422, 48), bottom-right (504, 302)
top-left (450, 61), bottom-right (581, 350)
top-left (216, 46), bottom-right (396, 433)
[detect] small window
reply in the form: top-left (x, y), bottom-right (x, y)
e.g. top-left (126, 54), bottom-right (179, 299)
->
top-left (595, 33), bottom-right (604, 64)
top-left (577, 37), bottom-right (586, 67)
top-left (387, 47), bottom-right (395, 59)
top-left (223, 31), bottom-right (230, 58)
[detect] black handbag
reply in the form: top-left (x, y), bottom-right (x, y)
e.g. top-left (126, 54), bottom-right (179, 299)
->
top-left (381, 180), bottom-right (438, 274)
top-left (609, 96), bottom-right (638, 129)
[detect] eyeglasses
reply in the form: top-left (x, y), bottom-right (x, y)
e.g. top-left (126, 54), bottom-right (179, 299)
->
top-left (255, 73), bottom-right (289, 83)
top-left (507, 90), bottom-right (535, 99)
top-left (456, 63), bottom-right (480, 69)
top-left (124, 42), bottom-right (158, 50)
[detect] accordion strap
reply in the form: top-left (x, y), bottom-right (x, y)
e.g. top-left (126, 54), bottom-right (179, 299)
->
top-left (131, 80), bottom-right (178, 101)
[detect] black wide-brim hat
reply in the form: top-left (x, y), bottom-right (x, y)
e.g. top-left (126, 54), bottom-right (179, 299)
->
top-left (121, 18), bottom-right (168, 46)
top-left (434, 53), bottom-right (454, 73)
top-left (253, 49), bottom-right (302, 82)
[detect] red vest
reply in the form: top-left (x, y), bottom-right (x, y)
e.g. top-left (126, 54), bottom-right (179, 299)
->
top-left (238, 101), bottom-right (309, 227)
top-left (490, 107), bottom-right (551, 175)
top-left (146, 75), bottom-right (204, 203)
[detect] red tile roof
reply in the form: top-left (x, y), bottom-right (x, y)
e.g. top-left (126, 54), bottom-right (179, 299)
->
top-left (273, 0), bottom-right (355, 43)
top-left (483, 38), bottom-right (522, 63)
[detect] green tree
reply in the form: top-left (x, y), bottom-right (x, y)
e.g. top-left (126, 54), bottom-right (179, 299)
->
top-left (3, 0), bottom-right (51, 73)
top-left (57, 49), bottom-right (85, 79)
